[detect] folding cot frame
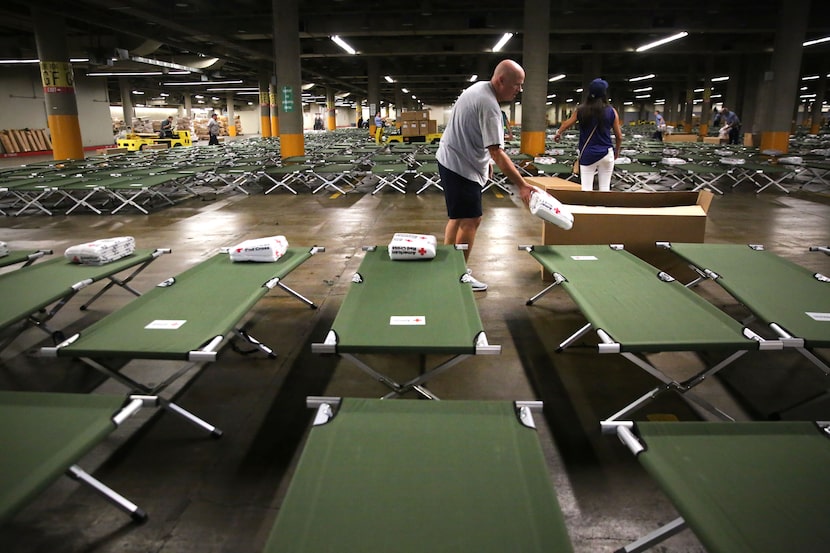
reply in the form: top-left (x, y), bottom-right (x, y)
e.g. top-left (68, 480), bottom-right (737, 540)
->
top-left (658, 241), bottom-right (830, 411)
top-left (612, 162), bottom-right (665, 191)
top-left (0, 248), bottom-right (52, 270)
top-left (312, 245), bottom-right (501, 399)
top-left (520, 244), bottom-right (782, 422)
top-left (728, 161), bottom-right (797, 193)
top-left (665, 163), bottom-right (730, 194)
top-left (306, 163), bottom-right (360, 194)
top-left (0, 391), bottom-right (174, 524)
top-left (368, 162), bottom-right (411, 195)
top-left (40, 247), bottom-right (324, 436)
top-left (262, 396), bottom-right (574, 553)
top-left (261, 164), bottom-right (314, 195)
top-left (413, 162), bottom-right (443, 194)
top-left (0, 248), bottom-right (170, 351)
top-left (600, 419), bottom-right (830, 553)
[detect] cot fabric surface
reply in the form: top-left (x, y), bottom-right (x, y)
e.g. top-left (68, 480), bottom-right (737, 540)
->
top-left (660, 242), bottom-right (830, 348)
top-left (617, 421), bottom-right (830, 553)
top-left (0, 249), bottom-right (166, 334)
top-left (0, 391), bottom-right (128, 523)
top-left (263, 398), bottom-right (573, 553)
top-left (526, 244), bottom-right (759, 351)
top-left (322, 245), bottom-right (486, 354)
top-left (0, 249), bottom-right (51, 269)
top-left (46, 248), bottom-right (317, 361)
top-left (314, 245), bottom-right (498, 398)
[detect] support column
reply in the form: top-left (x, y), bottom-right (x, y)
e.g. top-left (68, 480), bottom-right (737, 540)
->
top-left (184, 94), bottom-right (192, 118)
top-left (269, 82), bottom-right (280, 136)
top-left (810, 73), bottom-right (827, 134)
top-left (119, 78), bottom-right (134, 131)
top-left (273, 0), bottom-right (303, 158)
top-left (326, 87), bottom-right (336, 131)
top-left (683, 68), bottom-right (696, 132)
top-left (226, 93), bottom-right (236, 136)
top-left (367, 58), bottom-right (380, 139)
top-left (519, 0), bottom-right (550, 155)
top-left (259, 75), bottom-right (271, 137)
top-left (759, 0), bottom-right (810, 153)
top-left (33, 8), bottom-right (83, 160)
top-left (699, 58), bottom-right (713, 137)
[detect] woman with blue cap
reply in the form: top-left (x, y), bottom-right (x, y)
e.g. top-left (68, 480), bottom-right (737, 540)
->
top-left (554, 78), bottom-right (622, 191)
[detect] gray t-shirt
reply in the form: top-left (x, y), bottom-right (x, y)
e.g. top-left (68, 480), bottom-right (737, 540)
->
top-left (208, 118), bottom-right (220, 136)
top-left (436, 81), bottom-right (504, 185)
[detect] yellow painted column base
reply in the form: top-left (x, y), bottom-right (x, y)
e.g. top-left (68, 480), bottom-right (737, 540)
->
top-left (280, 133), bottom-right (305, 158)
top-left (759, 131), bottom-right (789, 154)
top-left (327, 115), bottom-right (336, 131)
top-left (698, 123), bottom-right (709, 137)
top-left (46, 114), bottom-right (84, 160)
top-left (228, 126), bottom-right (237, 137)
top-left (271, 116), bottom-right (280, 136)
top-left (520, 131), bottom-right (545, 156)
top-left (260, 116), bottom-right (271, 138)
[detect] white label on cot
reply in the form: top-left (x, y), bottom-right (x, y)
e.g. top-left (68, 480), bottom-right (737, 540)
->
top-left (390, 316), bottom-right (426, 325)
top-left (806, 312), bottom-right (830, 322)
top-left (145, 319), bottom-right (187, 329)
top-left (570, 255), bottom-right (598, 261)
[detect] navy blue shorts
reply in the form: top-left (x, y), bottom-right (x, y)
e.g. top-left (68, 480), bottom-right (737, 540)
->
top-left (439, 162), bottom-right (483, 219)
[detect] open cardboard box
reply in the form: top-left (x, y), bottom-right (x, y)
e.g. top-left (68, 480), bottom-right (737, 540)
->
top-left (526, 177), bottom-right (714, 281)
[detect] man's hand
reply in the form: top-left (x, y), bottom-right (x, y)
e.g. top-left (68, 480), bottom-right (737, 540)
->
top-left (518, 183), bottom-right (533, 206)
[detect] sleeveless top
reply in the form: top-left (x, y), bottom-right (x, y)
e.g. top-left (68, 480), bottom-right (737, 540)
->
top-left (578, 105), bottom-right (615, 165)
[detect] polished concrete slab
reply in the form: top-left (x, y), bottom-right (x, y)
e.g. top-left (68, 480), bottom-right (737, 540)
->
top-left (1, 155), bottom-right (828, 553)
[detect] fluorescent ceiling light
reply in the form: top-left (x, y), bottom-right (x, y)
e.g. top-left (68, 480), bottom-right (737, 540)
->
top-left (694, 88), bottom-right (705, 92)
top-left (492, 33), bottom-right (513, 52)
top-left (801, 75), bottom-right (820, 80)
top-left (384, 75), bottom-right (394, 83)
top-left (629, 73), bottom-right (655, 82)
top-left (711, 94), bottom-right (722, 98)
top-left (711, 76), bottom-right (729, 82)
top-left (635, 94), bottom-right (651, 99)
top-left (803, 36), bottom-right (830, 47)
top-left (623, 101), bottom-right (633, 106)
top-left (401, 88), bottom-right (409, 93)
top-left (206, 87), bottom-right (258, 92)
top-left (331, 35), bottom-right (356, 55)
top-left (636, 31), bottom-right (688, 52)
top-left (469, 74), bottom-right (478, 82)
top-left (547, 94), bottom-right (556, 98)
top-left (162, 80), bottom-right (243, 86)
top-left (801, 93), bottom-right (817, 98)
top-left (87, 71), bottom-right (163, 77)
top-left (0, 58), bottom-right (88, 64)
top-left (132, 90), bottom-right (144, 94)
top-left (548, 74), bottom-right (566, 82)
top-left (130, 55), bottom-right (206, 73)
top-left (633, 86), bottom-right (652, 92)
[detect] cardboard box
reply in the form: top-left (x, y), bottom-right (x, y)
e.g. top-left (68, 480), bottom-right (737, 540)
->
top-left (402, 122), bottom-right (420, 136)
top-left (702, 136), bottom-right (720, 144)
top-left (418, 120), bottom-right (437, 134)
top-left (528, 183), bottom-right (714, 281)
top-left (664, 134), bottom-right (699, 143)
top-left (526, 176), bottom-right (581, 192)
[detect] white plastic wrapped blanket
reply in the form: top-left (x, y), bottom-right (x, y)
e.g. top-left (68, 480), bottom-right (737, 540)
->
top-left (229, 235), bottom-right (289, 262)
top-left (0, 241), bottom-right (7, 258)
top-left (529, 188), bottom-right (574, 230)
top-left (388, 233), bottom-right (437, 260)
top-left (65, 236), bottom-right (135, 265)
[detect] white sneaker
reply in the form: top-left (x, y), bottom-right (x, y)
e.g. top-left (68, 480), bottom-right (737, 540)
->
top-left (462, 268), bottom-right (488, 291)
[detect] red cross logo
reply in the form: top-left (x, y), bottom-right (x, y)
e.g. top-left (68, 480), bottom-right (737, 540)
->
top-left (418, 248), bottom-right (427, 255)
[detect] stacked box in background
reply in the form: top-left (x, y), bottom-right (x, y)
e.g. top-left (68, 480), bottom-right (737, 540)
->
top-left (399, 110), bottom-right (436, 136)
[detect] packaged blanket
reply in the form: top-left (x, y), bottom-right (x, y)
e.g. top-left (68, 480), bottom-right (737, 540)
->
top-left (229, 235), bottom-right (288, 262)
top-left (0, 241), bottom-right (8, 258)
top-left (65, 236), bottom-right (135, 265)
top-left (388, 233), bottom-right (437, 260)
top-left (529, 188), bottom-right (573, 230)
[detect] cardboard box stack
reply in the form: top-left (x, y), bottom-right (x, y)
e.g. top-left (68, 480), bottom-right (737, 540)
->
top-left (399, 110), bottom-right (436, 136)
top-left (0, 128), bottom-right (52, 154)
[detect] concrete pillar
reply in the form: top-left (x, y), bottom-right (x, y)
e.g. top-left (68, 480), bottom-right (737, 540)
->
top-left (119, 78), bottom-right (134, 130)
top-left (184, 94), bottom-right (192, 119)
top-left (269, 82), bottom-right (279, 136)
top-left (273, 0), bottom-right (303, 156)
top-left (259, 75), bottom-right (271, 137)
top-left (683, 67), bottom-right (696, 132)
top-left (759, 0), bottom-right (810, 153)
top-left (226, 93), bottom-right (236, 136)
top-left (699, 58), bottom-right (713, 137)
top-left (810, 73), bottom-right (827, 134)
top-left (326, 87), bottom-right (336, 131)
top-left (367, 58), bottom-right (380, 138)
top-left (33, 7), bottom-right (83, 160)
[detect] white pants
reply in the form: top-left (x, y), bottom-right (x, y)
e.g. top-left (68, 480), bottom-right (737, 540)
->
top-left (579, 148), bottom-right (615, 191)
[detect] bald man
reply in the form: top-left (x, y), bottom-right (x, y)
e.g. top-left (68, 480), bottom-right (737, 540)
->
top-left (436, 59), bottom-right (534, 291)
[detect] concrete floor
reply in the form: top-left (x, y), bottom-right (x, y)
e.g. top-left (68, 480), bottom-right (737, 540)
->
top-left (1, 150), bottom-right (829, 553)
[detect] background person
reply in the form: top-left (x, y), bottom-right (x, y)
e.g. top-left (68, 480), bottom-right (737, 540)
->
top-left (207, 113), bottom-right (221, 146)
top-left (554, 78), bottom-right (622, 191)
top-left (436, 59), bottom-right (534, 292)
top-left (720, 106), bottom-right (742, 145)
top-left (159, 116), bottom-right (174, 138)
